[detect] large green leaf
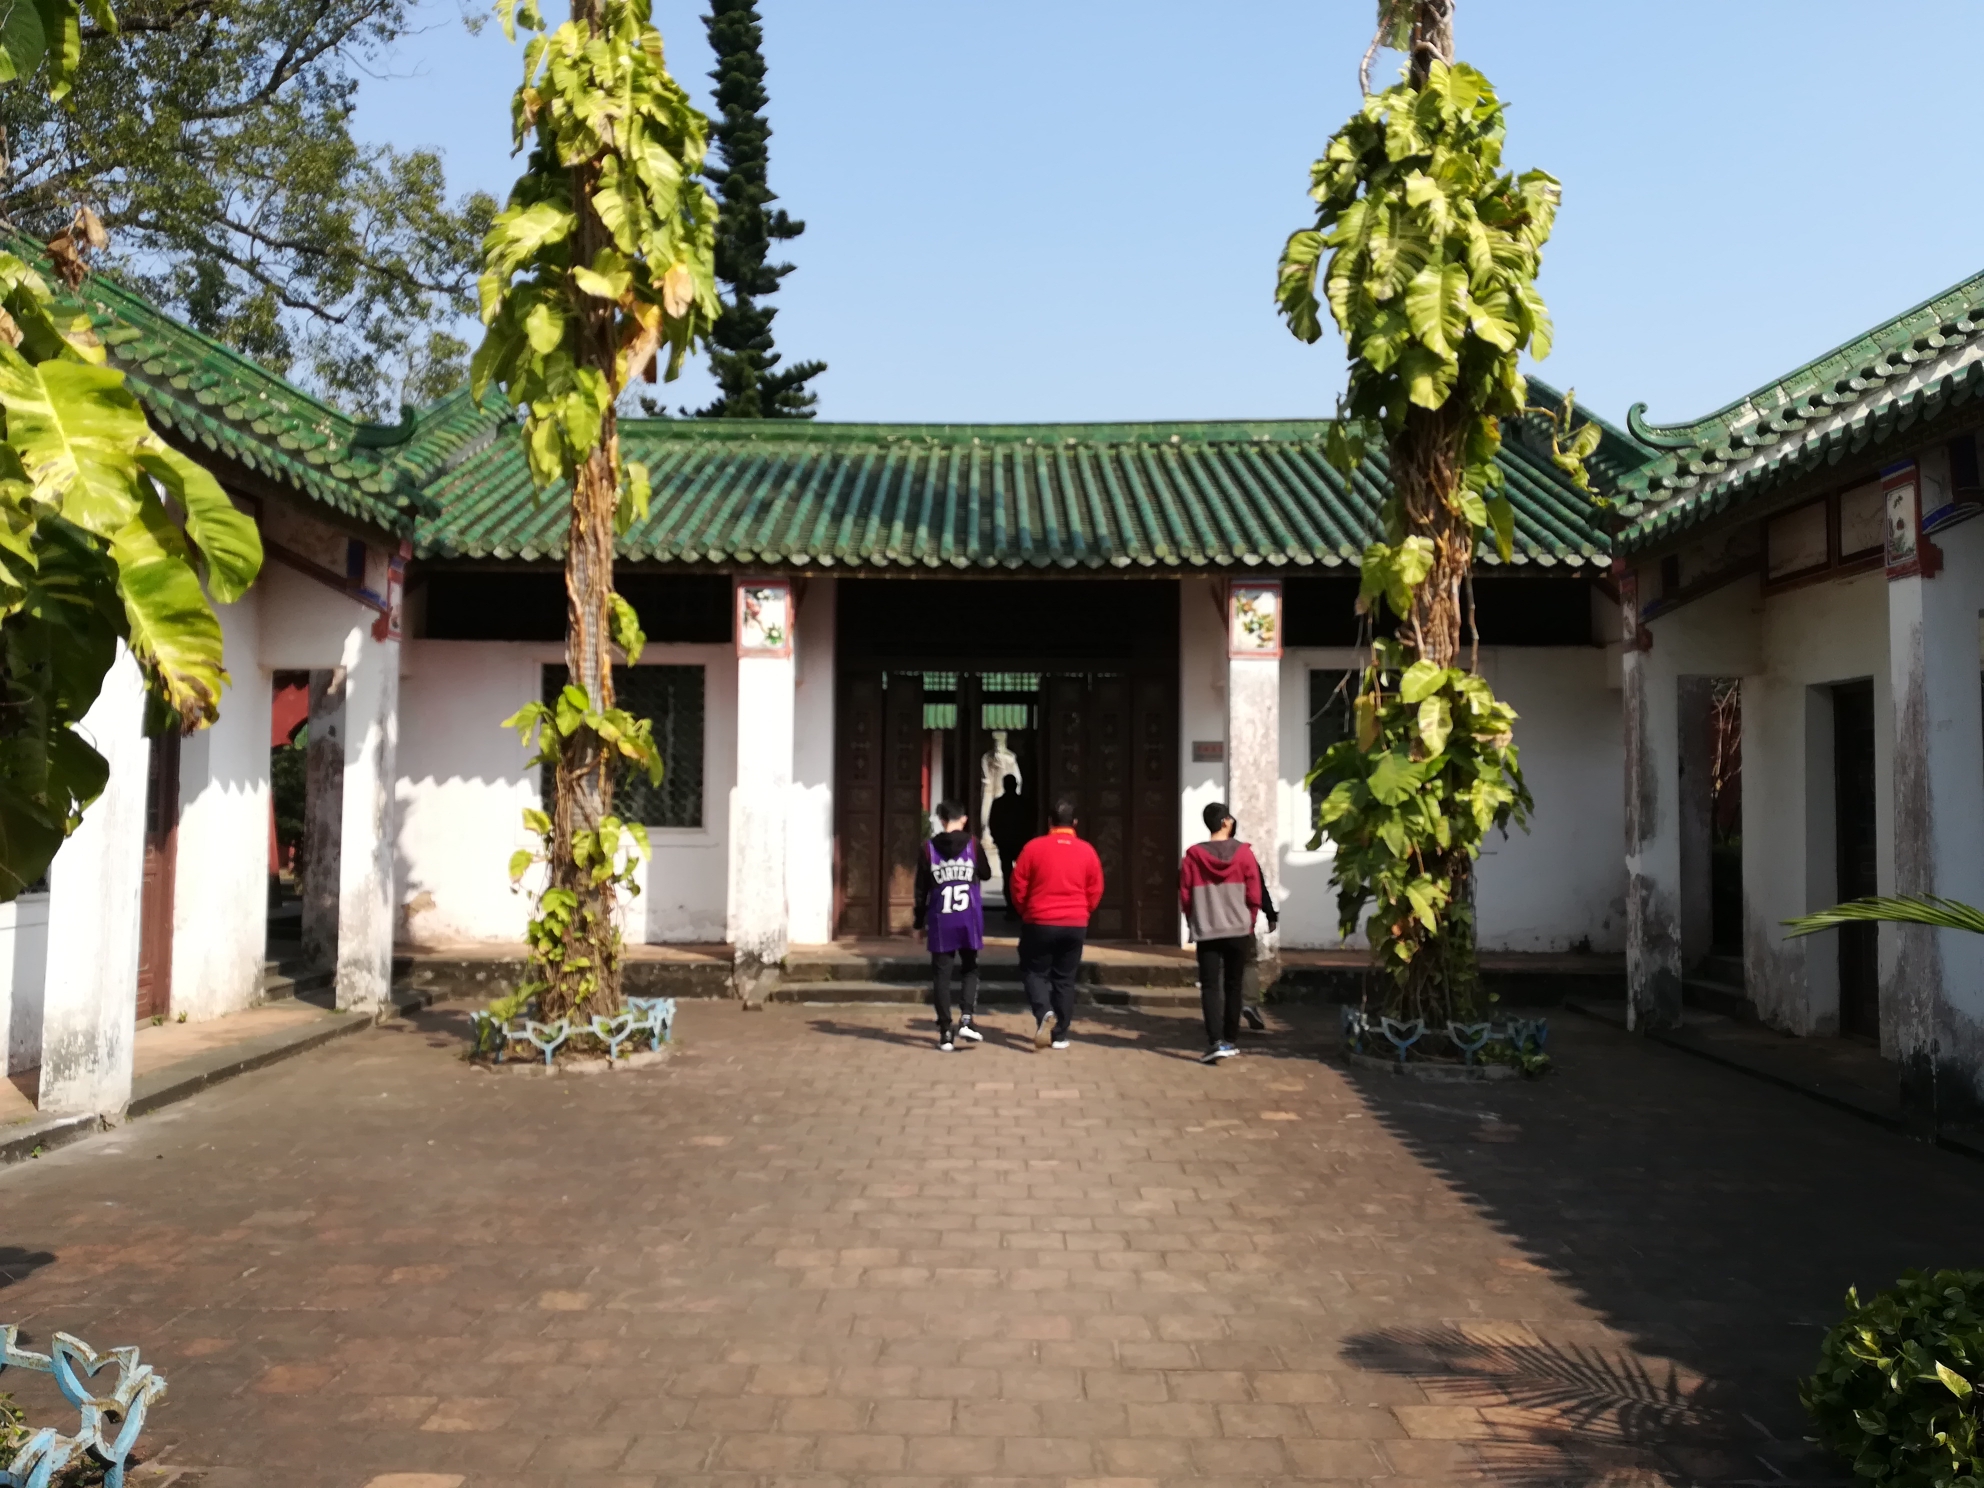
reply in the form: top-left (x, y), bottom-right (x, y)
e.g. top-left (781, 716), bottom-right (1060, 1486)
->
top-left (137, 444), bottom-right (262, 603)
top-left (108, 496), bottom-right (228, 728)
top-left (0, 349), bottom-right (149, 533)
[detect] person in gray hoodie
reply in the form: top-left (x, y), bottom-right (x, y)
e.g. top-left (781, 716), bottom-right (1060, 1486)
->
top-left (1179, 801), bottom-right (1265, 1063)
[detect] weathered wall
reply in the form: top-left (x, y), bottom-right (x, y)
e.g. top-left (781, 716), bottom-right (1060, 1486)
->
top-left (38, 650), bottom-right (149, 1116)
top-left (1625, 578), bottom-right (1762, 1027)
top-left (0, 893), bottom-right (49, 1074)
top-left (1886, 504), bottom-right (1984, 1117)
top-left (1274, 645), bottom-right (1625, 953)
top-left (1742, 568), bottom-right (1890, 1034)
top-left (170, 585), bottom-right (273, 1021)
top-left (394, 639), bottom-right (737, 945)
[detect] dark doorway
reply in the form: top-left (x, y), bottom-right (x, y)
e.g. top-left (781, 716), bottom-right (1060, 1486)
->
top-left (833, 581), bottom-right (1179, 943)
top-left (135, 730), bottom-right (180, 1022)
top-left (1708, 680), bottom-right (1743, 957)
top-left (1833, 679), bottom-right (1880, 1041)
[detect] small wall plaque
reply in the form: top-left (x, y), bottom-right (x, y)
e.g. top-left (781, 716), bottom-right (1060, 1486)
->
top-left (1227, 579), bottom-right (1283, 658)
top-left (735, 576), bottom-right (794, 657)
top-left (1884, 460), bottom-right (1942, 581)
top-left (1192, 740), bottom-right (1225, 763)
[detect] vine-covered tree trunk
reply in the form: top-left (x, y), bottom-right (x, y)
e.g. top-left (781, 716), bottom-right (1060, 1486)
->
top-left (1279, 0), bottom-right (1593, 1042)
top-left (478, 0), bottom-right (720, 1029)
top-left (545, 0), bottom-right (627, 1023)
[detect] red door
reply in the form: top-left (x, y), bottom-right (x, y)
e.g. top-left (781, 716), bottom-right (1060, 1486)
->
top-left (135, 731), bottom-right (180, 1022)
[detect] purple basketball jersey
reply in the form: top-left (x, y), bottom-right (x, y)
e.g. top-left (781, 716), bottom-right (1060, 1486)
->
top-left (925, 838), bottom-right (984, 953)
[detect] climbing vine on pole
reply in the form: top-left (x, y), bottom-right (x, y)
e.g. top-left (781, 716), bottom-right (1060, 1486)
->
top-left (1276, 3), bottom-right (1597, 1030)
top-left (473, 0), bottom-right (720, 1021)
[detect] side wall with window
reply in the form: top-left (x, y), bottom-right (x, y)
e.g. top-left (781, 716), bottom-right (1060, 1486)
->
top-left (394, 639), bottom-right (736, 944)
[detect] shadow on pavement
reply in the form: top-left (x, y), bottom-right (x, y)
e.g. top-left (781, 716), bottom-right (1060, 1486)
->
top-left (0, 1247), bottom-right (55, 1292)
top-left (1333, 1007), bottom-right (1984, 1485)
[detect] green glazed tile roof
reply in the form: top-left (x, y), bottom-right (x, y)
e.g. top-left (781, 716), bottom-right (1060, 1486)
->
top-left (44, 252), bottom-right (503, 535)
top-left (30, 243), bottom-right (1614, 568)
top-left (1614, 269), bottom-right (1984, 553)
top-left (414, 401), bottom-right (1610, 571)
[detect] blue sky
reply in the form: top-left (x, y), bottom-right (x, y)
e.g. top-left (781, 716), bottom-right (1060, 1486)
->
top-left (355, 1), bottom-right (1984, 427)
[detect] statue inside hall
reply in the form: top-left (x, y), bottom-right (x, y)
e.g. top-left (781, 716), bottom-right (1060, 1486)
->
top-left (979, 730), bottom-right (1023, 882)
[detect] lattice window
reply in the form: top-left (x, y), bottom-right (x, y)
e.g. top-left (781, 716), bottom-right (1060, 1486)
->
top-left (540, 664), bottom-right (705, 828)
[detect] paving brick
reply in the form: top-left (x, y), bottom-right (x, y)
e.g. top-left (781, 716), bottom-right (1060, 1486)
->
top-left (0, 1002), bottom-right (1976, 1487)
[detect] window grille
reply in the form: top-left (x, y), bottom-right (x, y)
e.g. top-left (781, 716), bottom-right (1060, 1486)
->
top-left (1308, 669), bottom-right (1355, 830)
top-left (540, 664), bottom-right (704, 828)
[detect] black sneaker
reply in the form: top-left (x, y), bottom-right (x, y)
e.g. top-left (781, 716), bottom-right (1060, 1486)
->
top-left (1199, 1046), bottom-right (1224, 1065)
top-left (1242, 1005), bottom-right (1266, 1032)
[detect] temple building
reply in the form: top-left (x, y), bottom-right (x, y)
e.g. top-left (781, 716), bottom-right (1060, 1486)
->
top-left (6, 252), bottom-right (1984, 1129)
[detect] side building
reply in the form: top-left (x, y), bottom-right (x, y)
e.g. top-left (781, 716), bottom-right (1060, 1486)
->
top-left (1611, 267), bottom-right (1984, 1129)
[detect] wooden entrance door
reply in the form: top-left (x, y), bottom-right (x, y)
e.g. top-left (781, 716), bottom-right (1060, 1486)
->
top-left (1832, 680), bottom-right (1879, 1041)
top-left (834, 672), bottom-right (924, 937)
top-left (1040, 673), bottom-right (1179, 942)
top-left (136, 730), bottom-right (180, 1022)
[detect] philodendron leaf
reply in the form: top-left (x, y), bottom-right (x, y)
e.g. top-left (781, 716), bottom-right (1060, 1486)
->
top-left (0, 350), bottom-right (150, 534)
top-left (137, 444), bottom-right (262, 603)
top-left (1366, 752), bottom-right (1423, 807)
top-left (1935, 1361), bottom-right (1973, 1399)
top-left (1417, 696), bottom-right (1452, 756)
top-left (1398, 659), bottom-right (1445, 704)
top-left (108, 496), bottom-right (229, 729)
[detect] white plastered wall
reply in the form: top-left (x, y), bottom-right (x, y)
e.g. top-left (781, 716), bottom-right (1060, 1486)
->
top-left (171, 584), bottom-right (274, 1021)
top-left (0, 894), bottom-right (48, 1074)
top-left (1742, 567), bottom-right (1892, 1035)
top-left (1273, 645), bottom-right (1625, 952)
top-left (394, 639), bottom-right (736, 945)
top-left (1177, 576), bottom-right (1227, 946)
top-left (788, 578), bottom-right (837, 945)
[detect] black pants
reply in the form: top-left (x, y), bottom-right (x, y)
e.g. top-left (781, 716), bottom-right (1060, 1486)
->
top-left (932, 947), bottom-right (979, 1032)
top-left (1196, 936), bottom-right (1249, 1047)
top-left (1019, 923), bottom-right (1085, 1034)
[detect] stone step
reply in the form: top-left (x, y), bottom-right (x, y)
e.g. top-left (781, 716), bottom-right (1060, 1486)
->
top-left (260, 959), bottom-right (333, 1002)
top-left (1683, 977), bottom-right (1756, 1022)
top-left (768, 980), bottom-right (1199, 1009)
top-left (780, 953), bottom-right (1199, 989)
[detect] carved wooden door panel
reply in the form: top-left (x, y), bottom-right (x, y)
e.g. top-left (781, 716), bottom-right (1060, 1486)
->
top-left (1085, 677), bottom-right (1131, 939)
top-left (834, 672), bottom-right (884, 937)
top-left (135, 731), bottom-right (180, 1022)
top-left (1130, 673), bottom-right (1179, 942)
top-left (881, 674), bottom-right (925, 934)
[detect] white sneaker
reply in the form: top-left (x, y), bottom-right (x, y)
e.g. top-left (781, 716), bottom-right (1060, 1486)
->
top-left (1051, 1036), bottom-right (1071, 1051)
top-left (956, 1022), bottom-right (984, 1043)
top-left (1033, 1016), bottom-right (1052, 1049)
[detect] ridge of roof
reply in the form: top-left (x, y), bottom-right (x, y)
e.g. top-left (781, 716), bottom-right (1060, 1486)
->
top-left (1613, 267), bottom-right (1984, 550)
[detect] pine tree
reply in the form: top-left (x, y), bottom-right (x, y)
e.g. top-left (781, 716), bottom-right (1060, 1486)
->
top-left (694, 0), bottom-right (824, 418)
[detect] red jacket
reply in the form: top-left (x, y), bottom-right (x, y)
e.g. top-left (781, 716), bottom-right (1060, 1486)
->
top-left (1008, 828), bottom-right (1104, 927)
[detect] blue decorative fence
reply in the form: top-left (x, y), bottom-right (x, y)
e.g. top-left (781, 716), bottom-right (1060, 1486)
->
top-left (0, 1327), bottom-right (167, 1488)
top-left (469, 996), bottom-right (676, 1066)
top-left (1340, 1007), bottom-right (1548, 1066)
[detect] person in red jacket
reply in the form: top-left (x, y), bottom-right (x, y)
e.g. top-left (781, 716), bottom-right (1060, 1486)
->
top-left (1006, 797), bottom-right (1104, 1050)
top-left (1179, 801), bottom-right (1264, 1063)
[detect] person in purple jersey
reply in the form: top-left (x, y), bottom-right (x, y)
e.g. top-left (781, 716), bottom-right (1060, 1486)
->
top-left (912, 800), bottom-right (992, 1051)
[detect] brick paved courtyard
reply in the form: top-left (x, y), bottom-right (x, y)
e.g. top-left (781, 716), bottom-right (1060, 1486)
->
top-left (2, 999), bottom-right (1979, 1487)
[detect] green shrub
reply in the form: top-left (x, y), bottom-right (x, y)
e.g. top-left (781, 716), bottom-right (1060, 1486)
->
top-left (1802, 1270), bottom-right (1984, 1487)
